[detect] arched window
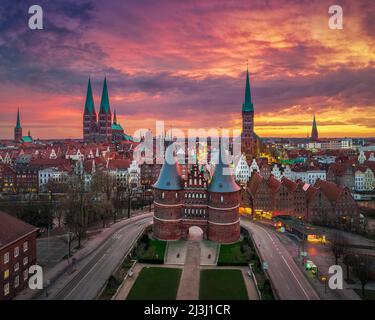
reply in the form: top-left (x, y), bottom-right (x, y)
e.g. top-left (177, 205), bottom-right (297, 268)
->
top-left (220, 195), bottom-right (224, 203)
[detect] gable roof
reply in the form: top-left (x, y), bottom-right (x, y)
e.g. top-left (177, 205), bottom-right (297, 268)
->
top-left (0, 211), bottom-right (38, 249)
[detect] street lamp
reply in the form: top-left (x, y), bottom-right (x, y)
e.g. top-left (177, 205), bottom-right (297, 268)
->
top-left (321, 275), bottom-right (328, 294)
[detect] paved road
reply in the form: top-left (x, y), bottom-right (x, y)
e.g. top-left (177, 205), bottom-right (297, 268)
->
top-left (47, 216), bottom-right (152, 300)
top-left (241, 219), bottom-right (320, 300)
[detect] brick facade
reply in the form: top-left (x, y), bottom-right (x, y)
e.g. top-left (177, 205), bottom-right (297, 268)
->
top-left (153, 164), bottom-right (241, 243)
top-left (0, 212), bottom-right (38, 300)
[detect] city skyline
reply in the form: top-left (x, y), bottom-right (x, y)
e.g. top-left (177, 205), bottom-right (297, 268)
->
top-left (1, 0), bottom-right (375, 139)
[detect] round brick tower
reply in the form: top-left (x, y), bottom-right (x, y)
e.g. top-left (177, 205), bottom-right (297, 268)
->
top-left (153, 146), bottom-right (183, 241)
top-left (208, 147), bottom-right (241, 243)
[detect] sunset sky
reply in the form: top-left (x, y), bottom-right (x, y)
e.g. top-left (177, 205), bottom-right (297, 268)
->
top-left (0, 0), bottom-right (374, 139)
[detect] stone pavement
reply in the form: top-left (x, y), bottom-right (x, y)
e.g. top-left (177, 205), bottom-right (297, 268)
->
top-left (200, 241), bottom-right (219, 265)
top-left (165, 240), bottom-right (188, 265)
top-left (177, 241), bottom-right (201, 300)
top-left (15, 212), bottom-right (153, 300)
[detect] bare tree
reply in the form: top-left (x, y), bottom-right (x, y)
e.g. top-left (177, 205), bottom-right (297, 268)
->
top-left (343, 252), bottom-right (355, 281)
top-left (351, 254), bottom-right (375, 299)
top-left (331, 230), bottom-right (346, 265)
top-left (64, 174), bottom-right (91, 248)
top-left (91, 171), bottom-right (115, 227)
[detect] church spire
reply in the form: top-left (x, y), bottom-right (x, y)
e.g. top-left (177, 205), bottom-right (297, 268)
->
top-left (242, 63), bottom-right (254, 112)
top-left (311, 115), bottom-right (319, 141)
top-left (84, 78), bottom-right (95, 114)
top-left (113, 109), bottom-right (117, 124)
top-left (16, 108), bottom-right (21, 129)
top-left (100, 77), bottom-right (111, 114)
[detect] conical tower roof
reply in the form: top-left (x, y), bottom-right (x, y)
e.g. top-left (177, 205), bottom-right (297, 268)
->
top-left (242, 66), bottom-right (254, 112)
top-left (15, 108), bottom-right (21, 129)
top-left (153, 146), bottom-right (183, 190)
top-left (84, 78), bottom-right (95, 114)
top-left (208, 145), bottom-right (241, 193)
top-left (99, 77), bottom-right (111, 114)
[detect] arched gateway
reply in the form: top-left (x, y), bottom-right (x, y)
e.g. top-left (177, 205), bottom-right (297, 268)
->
top-left (187, 226), bottom-right (204, 241)
top-left (153, 145), bottom-right (241, 244)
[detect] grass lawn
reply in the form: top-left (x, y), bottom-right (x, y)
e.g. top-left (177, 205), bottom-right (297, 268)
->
top-left (199, 269), bottom-right (249, 300)
top-left (139, 238), bottom-right (167, 261)
top-left (354, 289), bottom-right (375, 300)
top-left (218, 242), bottom-right (249, 265)
top-left (127, 267), bottom-right (182, 300)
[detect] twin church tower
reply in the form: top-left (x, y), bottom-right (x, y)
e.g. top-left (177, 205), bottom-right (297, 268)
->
top-left (83, 78), bottom-right (113, 143)
top-left (83, 78), bottom-right (128, 143)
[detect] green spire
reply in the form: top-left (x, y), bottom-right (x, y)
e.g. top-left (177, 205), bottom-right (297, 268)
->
top-left (242, 65), bottom-right (254, 112)
top-left (84, 78), bottom-right (95, 114)
top-left (16, 108), bottom-right (21, 129)
top-left (100, 77), bottom-right (111, 114)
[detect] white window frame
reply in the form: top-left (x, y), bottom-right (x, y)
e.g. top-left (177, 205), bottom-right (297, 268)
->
top-left (4, 283), bottom-right (9, 296)
top-left (23, 241), bottom-right (28, 252)
top-left (14, 275), bottom-right (19, 288)
top-left (14, 246), bottom-right (19, 258)
top-left (4, 252), bottom-right (9, 264)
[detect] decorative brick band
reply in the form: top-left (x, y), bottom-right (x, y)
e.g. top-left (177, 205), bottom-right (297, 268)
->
top-left (153, 215), bottom-right (181, 222)
top-left (154, 201), bottom-right (183, 207)
top-left (208, 204), bottom-right (240, 210)
top-left (208, 219), bottom-right (240, 226)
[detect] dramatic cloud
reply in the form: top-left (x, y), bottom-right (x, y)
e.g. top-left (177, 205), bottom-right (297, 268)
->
top-left (0, 0), bottom-right (374, 139)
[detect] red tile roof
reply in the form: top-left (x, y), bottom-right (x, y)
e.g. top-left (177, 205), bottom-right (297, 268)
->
top-left (0, 211), bottom-right (38, 249)
top-left (314, 179), bottom-right (343, 202)
top-left (268, 175), bottom-right (281, 192)
top-left (247, 172), bottom-right (263, 197)
top-left (281, 176), bottom-right (298, 192)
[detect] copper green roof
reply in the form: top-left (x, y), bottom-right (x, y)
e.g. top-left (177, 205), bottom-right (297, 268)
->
top-left (123, 134), bottom-right (133, 141)
top-left (208, 146), bottom-right (241, 193)
top-left (99, 77), bottom-right (111, 114)
top-left (21, 136), bottom-right (32, 143)
top-left (112, 123), bottom-right (123, 131)
top-left (154, 146), bottom-right (183, 190)
top-left (16, 109), bottom-right (21, 129)
top-left (84, 78), bottom-right (95, 114)
top-left (242, 68), bottom-right (254, 112)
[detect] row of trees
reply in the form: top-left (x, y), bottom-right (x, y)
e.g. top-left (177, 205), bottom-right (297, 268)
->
top-left (331, 231), bottom-right (375, 298)
top-left (62, 171), bottom-right (152, 248)
top-left (1, 170), bottom-right (152, 249)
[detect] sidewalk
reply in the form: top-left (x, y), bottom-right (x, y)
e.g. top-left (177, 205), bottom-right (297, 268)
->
top-left (15, 212), bottom-right (153, 300)
top-left (176, 241), bottom-right (201, 300)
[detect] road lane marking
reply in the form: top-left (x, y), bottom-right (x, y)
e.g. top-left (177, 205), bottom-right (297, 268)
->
top-left (281, 255), bottom-right (310, 300)
top-left (64, 254), bottom-right (107, 300)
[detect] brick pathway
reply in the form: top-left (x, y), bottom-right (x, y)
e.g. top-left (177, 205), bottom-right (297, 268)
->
top-left (176, 241), bottom-right (201, 300)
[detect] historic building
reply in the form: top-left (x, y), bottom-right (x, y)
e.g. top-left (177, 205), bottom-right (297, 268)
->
top-left (247, 171), bottom-right (359, 227)
top-left (14, 109), bottom-right (22, 142)
top-left (241, 68), bottom-right (256, 160)
top-left (0, 211), bottom-right (38, 300)
top-left (153, 146), bottom-right (241, 243)
top-left (83, 78), bottom-right (132, 143)
top-left (240, 67), bottom-right (263, 161)
top-left (311, 115), bottom-right (319, 142)
top-left (13, 110), bottom-right (33, 144)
